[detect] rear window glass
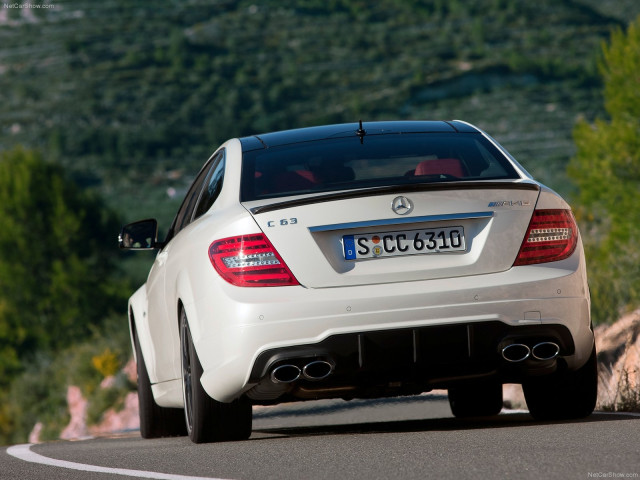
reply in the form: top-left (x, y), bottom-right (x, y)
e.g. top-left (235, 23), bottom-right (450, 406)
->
top-left (240, 133), bottom-right (519, 202)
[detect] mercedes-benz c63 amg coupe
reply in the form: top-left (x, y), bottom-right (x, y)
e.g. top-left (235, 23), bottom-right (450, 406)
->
top-left (119, 121), bottom-right (597, 443)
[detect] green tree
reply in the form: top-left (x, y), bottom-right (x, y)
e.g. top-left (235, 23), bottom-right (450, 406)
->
top-left (0, 147), bottom-right (127, 385)
top-left (569, 17), bottom-right (640, 323)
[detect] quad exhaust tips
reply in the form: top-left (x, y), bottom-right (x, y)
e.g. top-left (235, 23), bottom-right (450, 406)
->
top-left (501, 341), bottom-right (560, 363)
top-left (270, 360), bottom-right (334, 384)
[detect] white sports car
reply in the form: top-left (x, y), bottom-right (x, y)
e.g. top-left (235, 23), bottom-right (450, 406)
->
top-left (119, 121), bottom-right (597, 443)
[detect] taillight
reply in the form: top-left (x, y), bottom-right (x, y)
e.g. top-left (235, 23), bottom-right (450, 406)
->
top-left (208, 234), bottom-right (299, 287)
top-left (513, 209), bottom-right (578, 266)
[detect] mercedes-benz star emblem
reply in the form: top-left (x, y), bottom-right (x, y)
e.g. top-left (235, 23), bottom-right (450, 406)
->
top-left (391, 196), bottom-right (413, 215)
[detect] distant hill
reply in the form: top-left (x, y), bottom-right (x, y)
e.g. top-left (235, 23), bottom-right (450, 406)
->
top-left (1, 0), bottom-right (639, 229)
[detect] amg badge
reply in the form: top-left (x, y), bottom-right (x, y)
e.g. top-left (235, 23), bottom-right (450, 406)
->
top-left (488, 200), bottom-right (531, 207)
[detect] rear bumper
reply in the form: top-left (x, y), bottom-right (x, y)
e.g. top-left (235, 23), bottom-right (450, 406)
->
top-left (192, 256), bottom-right (592, 402)
top-left (248, 321), bottom-right (577, 383)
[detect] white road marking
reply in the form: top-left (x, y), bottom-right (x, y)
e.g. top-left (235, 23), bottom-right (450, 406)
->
top-left (6, 443), bottom-right (233, 480)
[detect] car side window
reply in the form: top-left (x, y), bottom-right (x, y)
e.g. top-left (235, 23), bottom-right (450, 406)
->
top-left (193, 150), bottom-right (225, 220)
top-left (172, 156), bottom-right (218, 235)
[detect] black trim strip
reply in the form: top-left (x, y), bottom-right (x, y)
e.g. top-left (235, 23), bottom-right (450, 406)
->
top-left (308, 211), bottom-right (494, 233)
top-left (247, 181), bottom-right (540, 215)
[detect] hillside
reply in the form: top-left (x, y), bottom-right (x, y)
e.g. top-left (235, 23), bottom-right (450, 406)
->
top-left (2, 1), bottom-right (639, 231)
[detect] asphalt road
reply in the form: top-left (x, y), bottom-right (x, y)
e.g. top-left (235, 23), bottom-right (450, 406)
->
top-left (2, 394), bottom-right (640, 480)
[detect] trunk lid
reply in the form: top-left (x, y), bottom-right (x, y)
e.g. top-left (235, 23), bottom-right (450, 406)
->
top-left (243, 182), bottom-right (540, 288)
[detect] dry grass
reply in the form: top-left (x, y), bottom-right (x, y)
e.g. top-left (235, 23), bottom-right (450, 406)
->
top-left (596, 309), bottom-right (640, 412)
top-left (599, 367), bottom-right (640, 412)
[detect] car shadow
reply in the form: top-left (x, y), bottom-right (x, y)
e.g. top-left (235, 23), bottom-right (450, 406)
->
top-left (252, 412), bottom-right (639, 440)
top-left (250, 395), bottom-right (639, 440)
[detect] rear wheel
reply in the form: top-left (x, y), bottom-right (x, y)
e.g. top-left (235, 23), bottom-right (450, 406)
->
top-left (449, 380), bottom-right (503, 418)
top-left (180, 309), bottom-right (252, 443)
top-left (133, 324), bottom-right (186, 439)
top-left (523, 344), bottom-right (597, 420)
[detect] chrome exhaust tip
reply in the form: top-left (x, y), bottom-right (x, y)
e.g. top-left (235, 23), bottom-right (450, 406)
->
top-left (502, 343), bottom-right (531, 363)
top-left (302, 360), bottom-right (333, 381)
top-left (531, 342), bottom-right (560, 361)
top-left (270, 364), bottom-right (301, 384)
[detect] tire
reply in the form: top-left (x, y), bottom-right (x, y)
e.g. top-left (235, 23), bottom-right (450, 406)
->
top-left (133, 325), bottom-right (187, 439)
top-left (523, 343), bottom-right (597, 421)
top-left (180, 309), bottom-right (252, 443)
top-left (449, 380), bottom-right (503, 418)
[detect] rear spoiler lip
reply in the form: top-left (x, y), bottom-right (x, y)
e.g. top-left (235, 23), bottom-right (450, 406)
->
top-left (246, 181), bottom-right (540, 215)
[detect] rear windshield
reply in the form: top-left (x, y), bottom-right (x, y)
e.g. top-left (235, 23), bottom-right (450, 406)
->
top-left (240, 133), bottom-right (520, 202)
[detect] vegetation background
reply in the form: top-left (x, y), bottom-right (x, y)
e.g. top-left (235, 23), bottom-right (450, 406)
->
top-left (0, 0), bottom-right (639, 444)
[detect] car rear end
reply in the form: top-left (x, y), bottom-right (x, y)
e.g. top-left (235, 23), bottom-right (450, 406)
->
top-left (197, 121), bottom-right (593, 411)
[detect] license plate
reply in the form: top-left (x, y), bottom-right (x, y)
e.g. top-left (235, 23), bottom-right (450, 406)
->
top-left (343, 226), bottom-right (466, 260)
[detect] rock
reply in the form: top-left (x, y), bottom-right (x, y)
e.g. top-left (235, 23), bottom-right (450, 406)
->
top-left (503, 384), bottom-right (527, 410)
top-left (28, 422), bottom-right (43, 444)
top-left (56, 359), bottom-right (141, 440)
top-left (59, 385), bottom-right (90, 440)
top-left (88, 392), bottom-right (139, 436)
top-left (594, 308), bottom-right (640, 410)
top-left (100, 375), bottom-right (116, 389)
top-left (123, 357), bottom-right (137, 384)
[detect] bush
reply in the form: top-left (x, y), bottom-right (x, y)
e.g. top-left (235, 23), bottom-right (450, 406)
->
top-left (0, 147), bottom-right (129, 377)
top-left (569, 16), bottom-right (640, 323)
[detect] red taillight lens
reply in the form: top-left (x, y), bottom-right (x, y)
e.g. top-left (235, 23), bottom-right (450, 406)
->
top-left (513, 209), bottom-right (578, 266)
top-left (208, 234), bottom-right (299, 287)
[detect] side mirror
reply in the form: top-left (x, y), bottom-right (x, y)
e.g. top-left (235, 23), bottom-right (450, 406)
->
top-left (118, 219), bottom-right (160, 250)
